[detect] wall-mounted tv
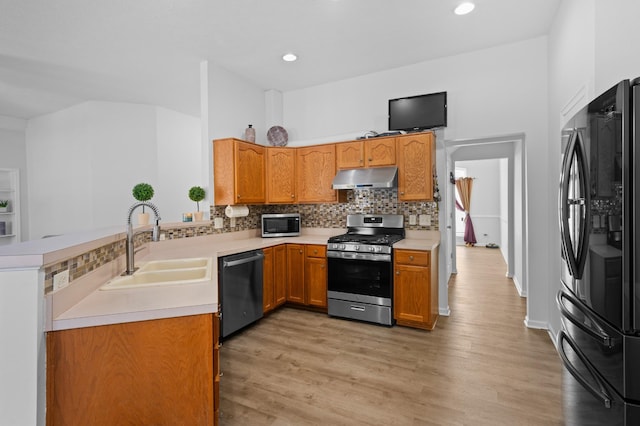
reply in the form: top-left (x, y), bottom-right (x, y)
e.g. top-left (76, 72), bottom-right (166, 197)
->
top-left (388, 91), bottom-right (447, 132)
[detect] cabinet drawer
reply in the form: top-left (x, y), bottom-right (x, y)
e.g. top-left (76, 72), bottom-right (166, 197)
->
top-left (395, 250), bottom-right (429, 266)
top-left (306, 244), bottom-right (326, 258)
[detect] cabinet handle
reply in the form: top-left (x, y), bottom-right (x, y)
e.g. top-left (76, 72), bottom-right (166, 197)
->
top-left (396, 271), bottom-right (400, 275)
top-left (313, 249), bottom-right (318, 254)
top-left (321, 265), bottom-right (325, 269)
top-left (299, 250), bottom-right (303, 254)
top-left (368, 158), bottom-right (372, 162)
top-left (237, 194), bottom-right (241, 198)
top-left (291, 194), bottom-right (295, 198)
top-left (400, 192), bottom-right (405, 195)
top-left (409, 255), bottom-right (414, 261)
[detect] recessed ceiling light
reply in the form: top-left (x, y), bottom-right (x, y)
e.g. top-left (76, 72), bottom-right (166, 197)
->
top-left (454, 2), bottom-right (475, 15)
top-left (282, 53), bottom-right (297, 62)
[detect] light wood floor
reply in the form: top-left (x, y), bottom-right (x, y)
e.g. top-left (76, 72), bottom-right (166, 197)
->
top-left (219, 246), bottom-right (564, 425)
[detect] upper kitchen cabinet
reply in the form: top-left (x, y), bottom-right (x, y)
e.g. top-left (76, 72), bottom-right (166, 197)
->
top-left (296, 144), bottom-right (338, 203)
top-left (0, 168), bottom-right (20, 246)
top-left (396, 133), bottom-right (435, 201)
top-left (266, 147), bottom-right (296, 203)
top-left (213, 138), bottom-right (265, 205)
top-left (335, 137), bottom-right (396, 169)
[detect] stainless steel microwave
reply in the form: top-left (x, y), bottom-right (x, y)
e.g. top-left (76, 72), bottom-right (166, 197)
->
top-left (261, 213), bottom-right (301, 237)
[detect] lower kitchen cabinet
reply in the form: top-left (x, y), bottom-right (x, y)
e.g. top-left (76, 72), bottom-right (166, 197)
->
top-left (305, 244), bottom-right (327, 308)
top-left (286, 244), bottom-right (306, 304)
top-left (394, 249), bottom-right (439, 330)
top-left (286, 243), bottom-right (328, 310)
top-left (264, 245), bottom-right (287, 313)
top-left (46, 313), bottom-right (219, 426)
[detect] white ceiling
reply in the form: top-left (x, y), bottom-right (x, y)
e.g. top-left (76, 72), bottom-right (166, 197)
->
top-left (0, 0), bottom-right (561, 120)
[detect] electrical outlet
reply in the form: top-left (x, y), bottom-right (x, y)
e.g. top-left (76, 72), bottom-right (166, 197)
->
top-left (419, 214), bottom-right (431, 227)
top-left (230, 217), bottom-right (236, 228)
top-left (53, 269), bottom-right (70, 291)
top-left (409, 215), bottom-right (417, 225)
top-left (214, 217), bottom-right (224, 229)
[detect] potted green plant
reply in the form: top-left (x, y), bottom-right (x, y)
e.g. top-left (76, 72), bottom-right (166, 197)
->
top-left (188, 186), bottom-right (206, 221)
top-left (132, 183), bottom-right (154, 225)
top-left (0, 200), bottom-right (8, 213)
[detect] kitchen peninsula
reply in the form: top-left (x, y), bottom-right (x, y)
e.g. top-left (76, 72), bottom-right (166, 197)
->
top-left (0, 224), bottom-right (439, 425)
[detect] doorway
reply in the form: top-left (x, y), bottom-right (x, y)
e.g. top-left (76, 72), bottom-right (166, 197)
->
top-left (438, 133), bottom-right (527, 318)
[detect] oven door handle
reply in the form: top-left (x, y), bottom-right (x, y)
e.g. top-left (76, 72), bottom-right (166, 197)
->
top-left (557, 330), bottom-right (612, 409)
top-left (327, 251), bottom-right (391, 262)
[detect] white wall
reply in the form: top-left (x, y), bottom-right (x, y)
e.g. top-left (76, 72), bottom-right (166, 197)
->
top-left (283, 37), bottom-right (549, 326)
top-left (455, 159), bottom-right (503, 248)
top-left (25, 101), bottom-right (201, 239)
top-left (0, 117), bottom-right (28, 240)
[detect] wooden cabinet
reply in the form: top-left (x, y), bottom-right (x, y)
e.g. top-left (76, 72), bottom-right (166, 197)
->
top-left (266, 147), bottom-right (296, 203)
top-left (335, 138), bottom-right (396, 169)
top-left (286, 243), bottom-right (328, 310)
top-left (305, 245), bottom-right (327, 308)
top-left (396, 133), bottom-right (434, 201)
top-left (264, 245), bottom-right (287, 313)
top-left (296, 144), bottom-right (338, 203)
top-left (213, 138), bottom-right (265, 205)
top-left (46, 314), bottom-right (219, 425)
top-left (394, 249), bottom-right (439, 330)
top-left (286, 244), bottom-right (306, 304)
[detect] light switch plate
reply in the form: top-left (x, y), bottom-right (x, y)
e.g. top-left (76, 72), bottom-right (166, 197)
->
top-left (214, 217), bottom-right (224, 229)
top-left (53, 269), bottom-right (70, 291)
top-left (419, 214), bottom-right (431, 227)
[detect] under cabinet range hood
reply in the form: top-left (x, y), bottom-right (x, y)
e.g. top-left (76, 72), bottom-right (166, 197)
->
top-left (332, 166), bottom-right (398, 190)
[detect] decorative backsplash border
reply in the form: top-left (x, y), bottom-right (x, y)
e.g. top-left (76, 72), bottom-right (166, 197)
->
top-left (43, 188), bottom-right (438, 293)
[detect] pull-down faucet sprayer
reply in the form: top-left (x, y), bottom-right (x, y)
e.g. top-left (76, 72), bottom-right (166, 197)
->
top-left (125, 202), bottom-right (161, 275)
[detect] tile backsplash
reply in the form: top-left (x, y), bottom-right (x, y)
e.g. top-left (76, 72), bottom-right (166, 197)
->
top-left (43, 188), bottom-right (438, 293)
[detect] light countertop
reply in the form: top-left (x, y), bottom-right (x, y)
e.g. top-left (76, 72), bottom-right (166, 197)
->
top-left (31, 228), bottom-right (439, 331)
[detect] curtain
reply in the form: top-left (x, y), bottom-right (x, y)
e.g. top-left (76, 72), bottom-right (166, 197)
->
top-left (455, 177), bottom-right (477, 247)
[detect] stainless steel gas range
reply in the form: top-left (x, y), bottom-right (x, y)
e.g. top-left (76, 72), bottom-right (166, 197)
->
top-left (327, 214), bottom-right (405, 326)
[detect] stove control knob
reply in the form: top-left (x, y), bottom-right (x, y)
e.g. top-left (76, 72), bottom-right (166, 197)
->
top-left (340, 244), bottom-right (346, 250)
top-left (354, 245), bottom-right (360, 251)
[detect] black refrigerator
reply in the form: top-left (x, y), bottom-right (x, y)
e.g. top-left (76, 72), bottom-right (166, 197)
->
top-left (557, 79), bottom-right (640, 425)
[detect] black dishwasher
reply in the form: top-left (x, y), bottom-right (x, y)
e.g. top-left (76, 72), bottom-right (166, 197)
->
top-left (218, 249), bottom-right (264, 339)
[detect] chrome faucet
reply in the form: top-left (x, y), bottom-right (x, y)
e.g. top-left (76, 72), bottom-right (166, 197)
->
top-left (125, 201), bottom-right (161, 275)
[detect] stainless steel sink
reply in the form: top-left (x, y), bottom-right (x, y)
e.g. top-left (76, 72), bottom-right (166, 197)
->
top-left (100, 257), bottom-right (213, 290)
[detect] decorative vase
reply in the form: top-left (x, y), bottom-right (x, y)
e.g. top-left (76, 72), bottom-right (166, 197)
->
top-left (138, 212), bottom-right (150, 226)
top-left (193, 211), bottom-right (204, 221)
top-left (244, 124), bottom-right (256, 143)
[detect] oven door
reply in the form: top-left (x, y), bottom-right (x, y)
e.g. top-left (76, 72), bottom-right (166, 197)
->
top-left (327, 255), bottom-right (392, 300)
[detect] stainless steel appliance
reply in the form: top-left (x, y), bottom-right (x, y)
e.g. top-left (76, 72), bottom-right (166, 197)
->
top-left (261, 213), bottom-right (300, 237)
top-left (218, 249), bottom-right (264, 339)
top-left (327, 214), bottom-right (405, 326)
top-left (557, 79), bottom-right (640, 424)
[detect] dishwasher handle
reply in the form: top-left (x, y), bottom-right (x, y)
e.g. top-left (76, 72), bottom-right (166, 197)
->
top-left (223, 252), bottom-right (264, 268)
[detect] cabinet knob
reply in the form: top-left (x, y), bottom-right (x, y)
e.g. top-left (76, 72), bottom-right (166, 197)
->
top-left (299, 250), bottom-right (303, 254)
top-left (400, 192), bottom-right (405, 195)
top-left (368, 158), bottom-right (372, 162)
top-left (237, 194), bottom-right (241, 198)
top-left (321, 265), bottom-right (325, 269)
top-left (409, 255), bottom-right (414, 261)
top-left (291, 194), bottom-right (295, 198)
top-left (396, 271), bottom-right (400, 275)
top-left (313, 249), bottom-right (318, 254)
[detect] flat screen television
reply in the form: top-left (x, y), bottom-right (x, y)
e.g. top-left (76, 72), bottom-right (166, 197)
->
top-left (388, 91), bottom-right (447, 132)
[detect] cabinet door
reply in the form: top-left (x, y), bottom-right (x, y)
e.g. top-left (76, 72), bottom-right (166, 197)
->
top-left (286, 244), bottom-right (305, 304)
top-left (266, 148), bottom-right (296, 203)
top-left (47, 315), bottom-right (215, 426)
top-left (235, 142), bottom-right (266, 203)
top-left (296, 144), bottom-right (337, 203)
top-left (306, 256), bottom-right (327, 308)
top-left (263, 247), bottom-right (275, 313)
top-left (394, 263), bottom-right (431, 325)
top-left (336, 141), bottom-right (364, 169)
top-left (273, 245), bottom-right (287, 307)
top-left (365, 137), bottom-right (396, 167)
top-left (396, 133), bottom-right (434, 201)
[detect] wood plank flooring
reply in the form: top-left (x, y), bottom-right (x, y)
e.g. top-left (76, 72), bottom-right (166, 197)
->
top-left (219, 246), bottom-right (564, 425)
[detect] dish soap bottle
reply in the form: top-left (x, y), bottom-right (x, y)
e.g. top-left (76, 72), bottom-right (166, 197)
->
top-left (244, 124), bottom-right (256, 143)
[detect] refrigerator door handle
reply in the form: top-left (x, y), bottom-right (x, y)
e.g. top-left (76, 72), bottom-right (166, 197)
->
top-left (557, 330), bottom-right (612, 409)
top-left (556, 290), bottom-right (614, 348)
top-left (558, 128), bottom-right (591, 279)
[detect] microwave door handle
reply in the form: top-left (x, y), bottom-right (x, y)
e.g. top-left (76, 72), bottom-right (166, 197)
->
top-left (556, 290), bottom-right (614, 348)
top-left (557, 330), bottom-right (612, 409)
